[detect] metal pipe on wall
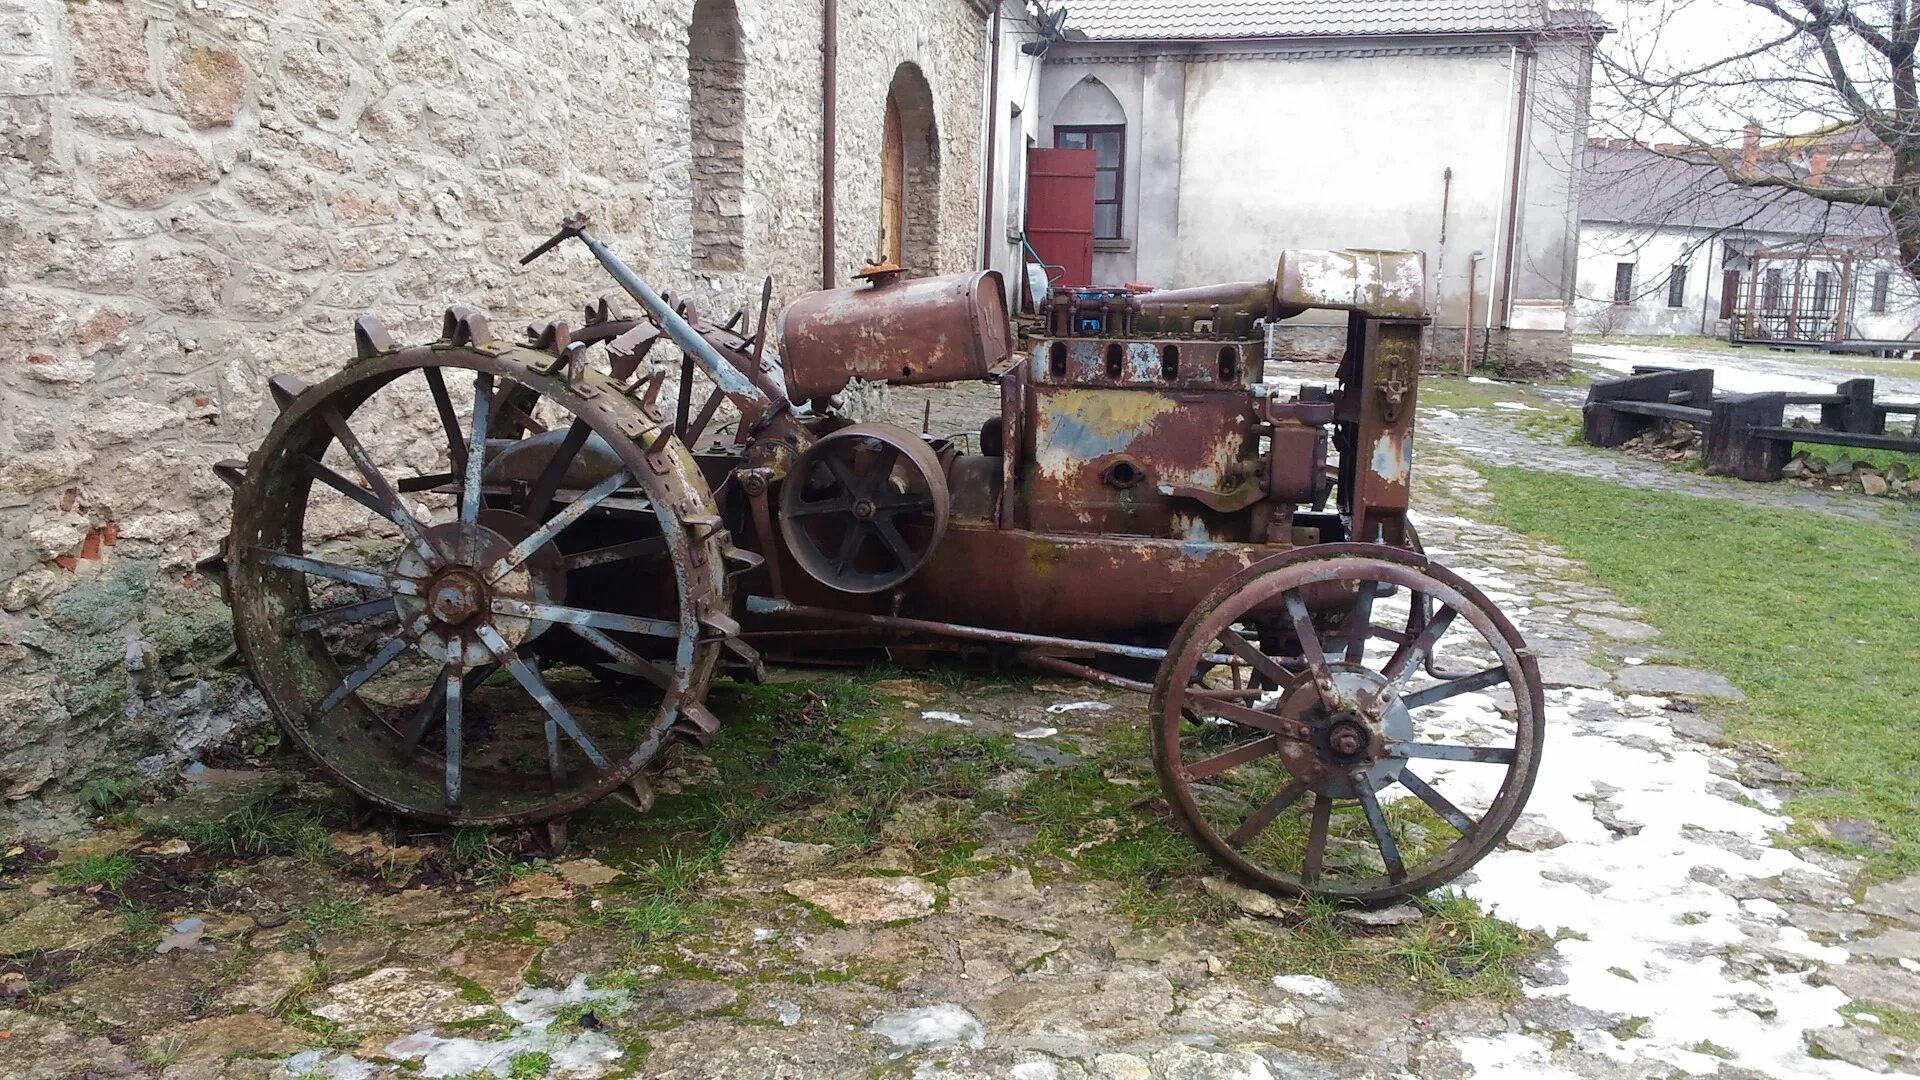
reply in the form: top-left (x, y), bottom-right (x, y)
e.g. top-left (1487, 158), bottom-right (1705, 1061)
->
top-left (979, 2), bottom-right (1002, 271)
top-left (1486, 43), bottom-right (1533, 368)
top-left (820, 0), bottom-right (838, 289)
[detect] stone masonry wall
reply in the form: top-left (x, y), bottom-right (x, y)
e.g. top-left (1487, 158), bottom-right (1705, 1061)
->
top-left (0, 0), bottom-right (987, 811)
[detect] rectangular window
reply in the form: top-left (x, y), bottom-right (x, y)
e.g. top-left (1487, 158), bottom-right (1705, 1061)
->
top-left (1667, 264), bottom-right (1688, 308)
top-left (1813, 270), bottom-right (1833, 313)
top-left (1720, 269), bottom-right (1739, 319)
top-left (1873, 270), bottom-right (1890, 313)
top-left (1764, 268), bottom-right (1784, 309)
top-left (1055, 124), bottom-right (1124, 239)
top-left (1613, 262), bottom-right (1635, 304)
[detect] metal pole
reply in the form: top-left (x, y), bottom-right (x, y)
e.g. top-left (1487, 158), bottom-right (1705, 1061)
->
top-left (745, 595), bottom-right (1225, 664)
top-left (576, 230), bottom-right (770, 404)
top-left (821, 0), bottom-right (838, 289)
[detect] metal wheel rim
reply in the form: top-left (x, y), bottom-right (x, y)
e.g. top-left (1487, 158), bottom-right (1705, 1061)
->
top-left (226, 343), bottom-right (725, 826)
top-left (1152, 546), bottom-right (1544, 904)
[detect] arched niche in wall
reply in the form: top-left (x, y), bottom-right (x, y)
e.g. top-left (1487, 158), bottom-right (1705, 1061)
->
top-left (881, 62), bottom-right (940, 277)
top-left (1051, 76), bottom-right (1126, 240)
top-left (689, 0), bottom-right (745, 272)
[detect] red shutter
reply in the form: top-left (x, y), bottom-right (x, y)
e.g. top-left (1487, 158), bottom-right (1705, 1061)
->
top-left (1024, 148), bottom-right (1096, 288)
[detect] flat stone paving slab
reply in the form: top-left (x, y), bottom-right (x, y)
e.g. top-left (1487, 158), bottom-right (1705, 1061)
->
top-left (1613, 663), bottom-right (1746, 698)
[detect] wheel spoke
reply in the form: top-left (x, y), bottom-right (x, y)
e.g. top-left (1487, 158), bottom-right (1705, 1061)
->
top-left (872, 516), bottom-right (915, 568)
top-left (1399, 665), bottom-right (1510, 710)
top-left (1384, 740), bottom-right (1516, 765)
top-left (876, 493), bottom-right (935, 515)
top-left (562, 536), bottom-right (668, 571)
top-left (522, 419), bottom-right (593, 522)
top-left (1191, 699), bottom-right (1310, 741)
top-left (422, 367), bottom-right (468, 475)
top-left (396, 472), bottom-right (459, 493)
top-left (784, 496), bottom-right (855, 518)
top-left (319, 406), bottom-right (438, 564)
top-left (290, 596), bottom-right (395, 633)
top-left (475, 624), bottom-right (610, 771)
top-left (298, 457), bottom-right (385, 516)
top-left (317, 623), bottom-right (421, 717)
top-left (250, 548), bottom-right (419, 594)
top-left (831, 522), bottom-right (866, 573)
top-left (1340, 581), bottom-right (1376, 665)
top-left (1216, 627), bottom-right (1300, 691)
top-left (486, 469), bottom-right (629, 582)
top-left (1301, 796), bottom-right (1333, 883)
top-left (443, 651), bottom-right (464, 809)
top-left (1226, 779), bottom-right (1309, 849)
top-left (566, 624), bottom-right (674, 690)
top-left (1354, 779), bottom-right (1407, 882)
top-left (1382, 601), bottom-right (1457, 684)
top-left (1282, 591), bottom-right (1334, 695)
top-left (1398, 769), bottom-right (1476, 834)
top-left (859, 443), bottom-right (901, 497)
top-left (822, 454), bottom-right (861, 494)
top-left (1184, 735), bottom-right (1280, 782)
top-left (490, 599), bottom-right (681, 638)
top-left (461, 373), bottom-right (493, 528)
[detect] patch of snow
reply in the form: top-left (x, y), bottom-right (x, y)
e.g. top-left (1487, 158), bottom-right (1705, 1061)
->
top-left (869, 1003), bottom-right (987, 1057)
top-left (1468, 376), bottom-right (1499, 384)
top-left (155, 916), bottom-right (206, 953)
top-left (921, 710), bottom-right (972, 725)
top-left (283, 1050), bottom-right (378, 1080)
top-left (1492, 401), bottom-right (1538, 411)
top-left (772, 998), bottom-right (803, 1026)
top-left (1270, 974), bottom-right (1344, 1004)
top-left (296, 977), bottom-right (633, 1080)
top-left (1012, 726), bottom-right (1059, 739)
top-left (1045, 700), bottom-right (1112, 714)
top-left (1442, 670), bottom-right (1874, 1078)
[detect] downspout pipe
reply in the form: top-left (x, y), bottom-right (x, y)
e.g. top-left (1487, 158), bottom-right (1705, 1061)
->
top-left (820, 0), bottom-right (838, 289)
top-left (1486, 41), bottom-right (1533, 368)
top-left (980, 2), bottom-right (1002, 270)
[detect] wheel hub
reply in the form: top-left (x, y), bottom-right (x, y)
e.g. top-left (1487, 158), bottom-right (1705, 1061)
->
top-left (426, 568), bottom-right (488, 626)
top-left (393, 516), bottom-right (564, 666)
top-left (851, 498), bottom-right (878, 521)
top-left (1275, 666), bottom-right (1413, 798)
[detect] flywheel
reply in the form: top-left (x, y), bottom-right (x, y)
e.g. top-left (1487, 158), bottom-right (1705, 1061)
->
top-left (778, 422), bottom-right (950, 593)
top-left (219, 311), bottom-right (730, 826)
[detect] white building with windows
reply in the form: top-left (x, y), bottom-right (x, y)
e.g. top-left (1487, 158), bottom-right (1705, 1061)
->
top-left (1021, 0), bottom-right (1604, 376)
top-left (1576, 142), bottom-right (1920, 344)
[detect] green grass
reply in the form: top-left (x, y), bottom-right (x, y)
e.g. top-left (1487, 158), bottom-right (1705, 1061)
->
top-left (172, 802), bottom-right (333, 864)
top-left (55, 853), bottom-right (138, 890)
top-left (1480, 465), bottom-right (1920, 876)
top-left (507, 1050), bottom-right (552, 1078)
top-left (1232, 890), bottom-right (1541, 1002)
top-left (1793, 442), bottom-right (1920, 476)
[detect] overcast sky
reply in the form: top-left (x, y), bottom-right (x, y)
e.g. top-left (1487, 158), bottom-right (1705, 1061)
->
top-left (1586, 0), bottom-right (1882, 144)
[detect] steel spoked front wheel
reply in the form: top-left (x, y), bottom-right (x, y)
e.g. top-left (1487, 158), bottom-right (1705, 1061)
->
top-left (1152, 545), bottom-right (1543, 904)
top-left (224, 324), bottom-right (726, 826)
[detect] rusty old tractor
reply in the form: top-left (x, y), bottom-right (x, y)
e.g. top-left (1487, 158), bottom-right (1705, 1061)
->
top-left (210, 216), bottom-right (1542, 904)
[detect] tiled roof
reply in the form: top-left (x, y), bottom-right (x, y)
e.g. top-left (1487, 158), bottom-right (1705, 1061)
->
top-left (1060, 1), bottom-right (1586, 41)
top-left (1581, 145), bottom-right (1889, 239)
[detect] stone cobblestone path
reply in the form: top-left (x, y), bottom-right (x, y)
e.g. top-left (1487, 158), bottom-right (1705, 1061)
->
top-left (2, 381), bottom-right (1916, 1079)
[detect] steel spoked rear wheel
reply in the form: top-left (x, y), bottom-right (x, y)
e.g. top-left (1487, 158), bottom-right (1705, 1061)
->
top-left (225, 324), bottom-right (726, 825)
top-left (1152, 544), bottom-right (1543, 904)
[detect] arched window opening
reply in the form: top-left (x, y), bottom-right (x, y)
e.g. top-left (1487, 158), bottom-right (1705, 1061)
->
top-left (689, 0), bottom-right (745, 272)
top-left (881, 63), bottom-right (940, 276)
top-left (1052, 76), bottom-right (1126, 240)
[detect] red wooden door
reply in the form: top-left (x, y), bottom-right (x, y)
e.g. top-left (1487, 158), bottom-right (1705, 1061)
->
top-left (1025, 148), bottom-right (1095, 288)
